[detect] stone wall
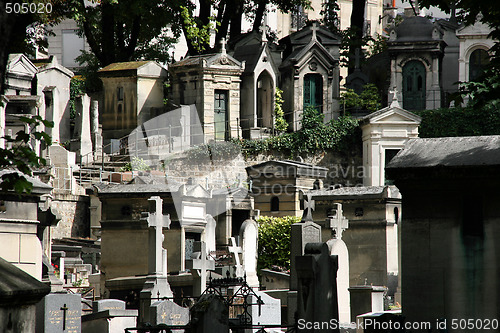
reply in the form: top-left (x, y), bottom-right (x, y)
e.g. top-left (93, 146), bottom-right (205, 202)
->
top-left (51, 194), bottom-right (90, 239)
top-left (162, 147), bottom-right (363, 190)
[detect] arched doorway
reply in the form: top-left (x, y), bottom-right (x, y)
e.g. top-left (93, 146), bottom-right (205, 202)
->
top-left (402, 60), bottom-right (426, 111)
top-left (256, 71), bottom-right (274, 128)
top-left (303, 73), bottom-right (323, 112)
top-left (469, 49), bottom-right (489, 81)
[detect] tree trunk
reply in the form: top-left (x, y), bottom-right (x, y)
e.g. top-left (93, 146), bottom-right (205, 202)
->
top-left (252, 0), bottom-right (267, 32)
top-left (229, 1), bottom-right (243, 40)
top-left (348, 0), bottom-right (366, 75)
top-left (101, 1), bottom-right (116, 66)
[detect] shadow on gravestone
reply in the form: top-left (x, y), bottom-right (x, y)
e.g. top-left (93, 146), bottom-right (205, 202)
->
top-left (189, 294), bottom-right (229, 333)
top-left (296, 243), bottom-right (339, 333)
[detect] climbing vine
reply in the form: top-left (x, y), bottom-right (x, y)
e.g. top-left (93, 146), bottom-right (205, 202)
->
top-left (274, 87), bottom-right (287, 134)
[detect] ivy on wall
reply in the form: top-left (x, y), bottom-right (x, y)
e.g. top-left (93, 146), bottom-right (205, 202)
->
top-left (234, 107), bottom-right (361, 158)
top-left (257, 215), bottom-right (301, 273)
top-left (415, 106), bottom-right (500, 138)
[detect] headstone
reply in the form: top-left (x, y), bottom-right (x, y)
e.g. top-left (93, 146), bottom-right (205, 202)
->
top-left (326, 203), bottom-right (350, 324)
top-left (190, 294), bottom-right (229, 333)
top-left (204, 214), bottom-right (217, 255)
top-left (92, 299), bottom-right (126, 313)
top-left (296, 243), bottom-right (339, 332)
top-left (246, 291), bottom-right (281, 333)
top-left (301, 192), bottom-right (315, 222)
top-left (186, 241), bottom-right (216, 296)
top-left (240, 219), bottom-right (259, 288)
top-left (36, 293), bottom-right (82, 333)
top-left (228, 237), bottom-right (244, 277)
top-left (290, 221), bottom-right (321, 290)
top-left (150, 299), bottom-right (189, 327)
top-left (72, 94), bottom-right (92, 161)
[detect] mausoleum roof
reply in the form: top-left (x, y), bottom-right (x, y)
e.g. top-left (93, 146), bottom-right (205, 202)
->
top-left (246, 160), bottom-right (328, 178)
top-left (0, 257), bottom-right (50, 306)
top-left (392, 16), bottom-right (442, 42)
top-left (310, 185), bottom-right (401, 200)
top-left (386, 136), bottom-right (500, 170)
top-left (0, 170), bottom-right (52, 195)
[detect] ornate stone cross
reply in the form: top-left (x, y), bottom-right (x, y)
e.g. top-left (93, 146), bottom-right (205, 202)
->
top-left (186, 241), bottom-right (215, 295)
top-left (301, 192), bottom-right (315, 222)
top-left (326, 203), bottom-right (349, 239)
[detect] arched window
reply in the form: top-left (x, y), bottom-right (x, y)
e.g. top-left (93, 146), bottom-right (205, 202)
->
top-left (303, 73), bottom-right (323, 112)
top-left (402, 60), bottom-right (426, 111)
top-left (270, 196), bottom-right (280, 212)
top-left (469, 49), bottom-right (490, 81)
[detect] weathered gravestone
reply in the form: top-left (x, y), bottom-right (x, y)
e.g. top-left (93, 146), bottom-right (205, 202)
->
top-left (240, 219), bottom-right (259, 288)
top-left (296, 243), bottom-right (339, 333)
top-left (72, 94), bottom-right (92, 160)
top-left (290, 222), bottom-right (321, 290)
top-left (36, 293), bottom-right (82, 333)
top-left (92, 299), bottom-right (126, 313)
top-left (245, 290), bottom-right (282, 333)
top-left (150, 299), bottom-right (190, 327)
top-left (190, 294), bottom-right (229, 333)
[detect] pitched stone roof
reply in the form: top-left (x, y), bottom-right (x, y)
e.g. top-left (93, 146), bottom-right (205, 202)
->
top-left (0, 257), bottom-right (50, 306)
top-left (386, 136), bottom-right (500, 169)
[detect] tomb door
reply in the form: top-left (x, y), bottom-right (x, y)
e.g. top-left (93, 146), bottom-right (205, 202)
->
top-left (303, 73), bottom-right (323, 112)
top-left (257, 71), bottom-right (273, 128)
top-left (402, 60), bottom-right (426, 110)
top-left (214, 90), bottom-right (228, 141)
top-left (469, 49), bottom-right (489, 81)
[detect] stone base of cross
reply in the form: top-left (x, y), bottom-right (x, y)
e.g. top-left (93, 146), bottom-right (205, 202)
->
top-left (186, 241), bottom-right (215, 296)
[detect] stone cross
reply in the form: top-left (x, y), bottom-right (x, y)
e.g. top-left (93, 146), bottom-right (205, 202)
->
top-left (221, 38), bottom-right (226, 54)
top-left (228, 237), bottom-right (243, 277)
top-left (301, 192), bottom-right (315, 222)
top-left (186, 241), bottom-right (215, 296)
top-left (145, 196), bottom-right (171, 276)
top-left (327, 203), bottom-right (349, 240)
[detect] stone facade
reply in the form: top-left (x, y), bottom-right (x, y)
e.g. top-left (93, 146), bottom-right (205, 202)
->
top-left (98, 61), bottom-right (167, 140)
top-left (169, 48), bottom-right (244, 143)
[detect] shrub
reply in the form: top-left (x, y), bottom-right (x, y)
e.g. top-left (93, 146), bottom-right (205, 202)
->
top-left (257, 215), bottom-right (301, 272)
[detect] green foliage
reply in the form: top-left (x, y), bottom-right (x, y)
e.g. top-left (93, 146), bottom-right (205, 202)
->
top-left (415, 106), bottom-right (500, 138)
top-left (0, 115), bottom-right (53, 194)
top-left (234, 111), bottom-right (360, 158)
top-left (368, 33), bottom-right (388, 57)
top-left (341, 83), bottom-right (381, 113)
top-left (274, 87), bottom-right (287, 134)
top-left (120, 157), bottom-right (151, 172)
top-left (69, 76), bottom-right (86, 119)
top-left (180, 6), bottom-right (216, 54)
top-left (257, 215), bottom-right (301, 272)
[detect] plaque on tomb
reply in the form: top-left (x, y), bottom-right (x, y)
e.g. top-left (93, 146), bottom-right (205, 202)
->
top-left (92, 299), bottom-right (126, 313)
top-left (36, 293), bottom-right (82, 333)
top-left (151, 300), bottom-right (189, 326)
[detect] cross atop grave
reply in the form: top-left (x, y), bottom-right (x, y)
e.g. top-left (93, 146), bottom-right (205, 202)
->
top-left (326, 203), bottom-right (349, 239)
top-left (144, 196), bottom-right (171, 276)
top-left (221, 38), bottom-right (227, 54)
top-left (301, 192), bottom-right (315, 222)
top-left (186, 241), bottom-right (215, 295)
top-left (228, 237), bottom-right (243, 277)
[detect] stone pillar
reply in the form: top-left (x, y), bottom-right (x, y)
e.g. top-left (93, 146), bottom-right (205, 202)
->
top-left (72, 94), bottom-right (92, 162)
top-left (90, 100), bottom-right (102, 158)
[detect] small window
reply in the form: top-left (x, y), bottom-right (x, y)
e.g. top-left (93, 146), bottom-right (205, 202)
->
top-left (355, 207), bottom-right (364, 217)
top-left (270, 197), bottom-right (280, 212)
top-left (394, 207), bottom-right (399, 224)
top-left (117, 87), bottom-right (124, 101)
top-left (469, 49), bottom-right (490, 81)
